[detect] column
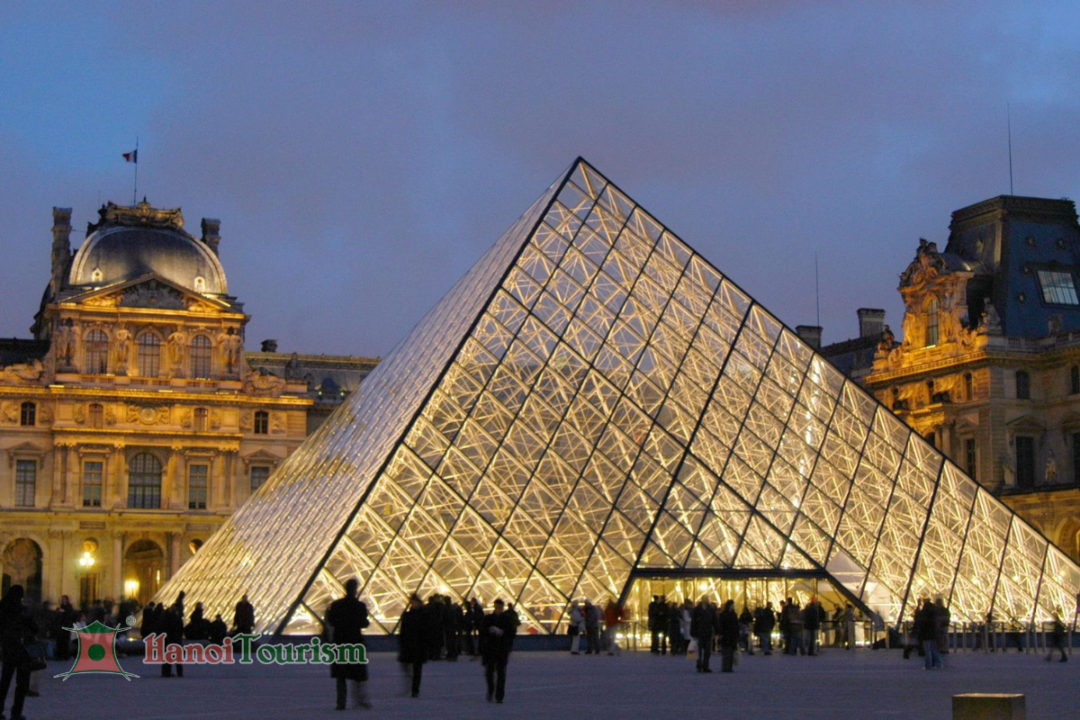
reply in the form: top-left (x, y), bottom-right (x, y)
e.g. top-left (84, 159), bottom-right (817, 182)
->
top-left (111, 532), bottom-right (123, 601)
top-left (169, 448), bottom-right (184, 510)
top-left (111, 444), bottom-right (127, 508)
top-left (213, 452), bottom-right (226, 511)
top-left (169, 533), bottom-right (181, 577)
top-left (50, 444), bottom-right (66, 508)
top-left (63, 444), bottom-right (77, 506)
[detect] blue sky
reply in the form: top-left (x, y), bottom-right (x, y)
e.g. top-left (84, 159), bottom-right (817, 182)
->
top-left (2, 2), bottom-right (1079, 356)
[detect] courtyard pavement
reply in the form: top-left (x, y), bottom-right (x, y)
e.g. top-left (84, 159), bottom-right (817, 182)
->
top-left (25, 647), bottom-right (1080, 720)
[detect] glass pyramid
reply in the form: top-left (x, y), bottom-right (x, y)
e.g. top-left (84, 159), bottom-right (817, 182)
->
top-left (156, 159), bottom-right (1080, 635)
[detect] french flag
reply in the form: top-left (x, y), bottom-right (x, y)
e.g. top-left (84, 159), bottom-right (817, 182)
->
top-left (123, 149), bottom-right (138, 163)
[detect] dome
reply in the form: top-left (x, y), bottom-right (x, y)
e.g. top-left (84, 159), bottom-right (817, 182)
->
top-left (68, 202), bottom-right (227, 295)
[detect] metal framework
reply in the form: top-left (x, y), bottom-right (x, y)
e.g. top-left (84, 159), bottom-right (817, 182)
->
top-left (154, 159), bottom-right (1080, 636)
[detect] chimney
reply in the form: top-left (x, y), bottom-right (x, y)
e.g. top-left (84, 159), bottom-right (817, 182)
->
top-left (201, 218), bottom-right (221, 256)
top-left (51, 207), bottom-right (73, 295)
top-left (261, 339), bottom-right (278, 353)
top-left (857, 308), bottom-right (886, 338)
top-left (796, 325), bottom-right (822, 350)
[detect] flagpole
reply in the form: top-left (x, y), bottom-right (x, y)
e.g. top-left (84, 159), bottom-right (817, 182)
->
top-left (133, 137), bottom-right (139, 206)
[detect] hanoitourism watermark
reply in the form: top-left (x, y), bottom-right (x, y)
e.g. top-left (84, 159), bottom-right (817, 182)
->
top-left (143, 633), bottom-right (367, 666)
top-left (56, 616), bottom-right (140, 681)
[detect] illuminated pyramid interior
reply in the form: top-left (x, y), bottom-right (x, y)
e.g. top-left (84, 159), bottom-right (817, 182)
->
top-left (155, 159), bottom-right (1080, 635)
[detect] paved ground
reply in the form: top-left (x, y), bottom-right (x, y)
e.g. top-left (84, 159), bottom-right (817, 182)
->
top-left (22, 647), bottom-right (1080, 720)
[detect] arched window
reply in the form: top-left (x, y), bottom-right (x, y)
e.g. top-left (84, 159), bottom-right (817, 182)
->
top-left (1016, 370), bottom-right (1031, 400)
top-left (84, 329), bottom-right (109, 374)
top-left (925, 298), bottom-right (939, 347)
top-left (89, 403), bottom-right (104, 429)
top-left (137, 333), bottom-right (161, 378)
top-left (1071, 365), bottom-right (1079, 395)
top-left (20, 402), bottom-right (35, 427)
top-left (254, 410), bottom-right (269, 435)
top-left (128, 453), bottom-right (162, 509)
top-left (190, 335), bottom-right (212, 379)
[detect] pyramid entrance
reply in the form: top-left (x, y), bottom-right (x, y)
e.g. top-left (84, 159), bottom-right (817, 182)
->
top-left (153, 159), bottom-right (1080, 637)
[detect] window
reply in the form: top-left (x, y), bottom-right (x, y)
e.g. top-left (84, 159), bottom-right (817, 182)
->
top-left (128, 453), bottom-right (162, 509)
top-left (137, 333), bottom-right (161, 377)
top-left (1016, 370), bottom-right (1031, 400)
top-left (1071, 366), bottom-right (1079, 395)
top-left (1037, 270), bottom-right (1079, 305)
top-left (83, 461), bottom-right (103, 508)
top-left (925, 298), bottom-right (939, 347)
top-left (965, 438), bottom-right (977, 480)
top-left (188, 464), bottom-right (208, 510)
top-left (89, 403), bottom-right (104, 429)
top-left (15, 460), bottom-right (35, 507)
top-left (254, 411), bottom-right (269, 435)
top-left (1074, 434), bottom-right (1080, 485)
top-left (84, 329), bottom-right (108, 374)
top-left (194, 407), bottom-right (208, 432)
top-left (1015, 436), bottom-right (1035, 488)
top-left (925, 431), bottom-right (936, 448)
top-left (964, 373), bottom-right (974, 401)
top-left (190, 335), bottom-right (212, 378)
top-left (19, 402), bottom-right (35, 427)
top-left (250, 466), bottom-right (270, 493)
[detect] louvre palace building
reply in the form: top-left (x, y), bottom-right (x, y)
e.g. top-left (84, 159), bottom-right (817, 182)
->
top-left (156, 160), bottom-right (1080, 638)
top-left (0, 201), bottom-right (376, 607)
top-left (863, 195), bottom-right (1080, 563)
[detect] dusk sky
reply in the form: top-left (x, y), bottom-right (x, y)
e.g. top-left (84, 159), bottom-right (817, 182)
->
top-left (2, 2), bottom-right (1079, 358)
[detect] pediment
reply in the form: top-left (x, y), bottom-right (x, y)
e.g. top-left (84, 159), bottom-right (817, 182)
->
top-left (68, 274), bottom-right (232, 314)
top-left (241, 449), bottom-right (284, 464)
top-left (1006, 414), bottom-right (1046, 434)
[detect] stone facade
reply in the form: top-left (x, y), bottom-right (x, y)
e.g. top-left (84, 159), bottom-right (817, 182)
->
top-left (864, 195), bottom-right (1080, 560)
top-left (0, 203), bottom-right (377, 608)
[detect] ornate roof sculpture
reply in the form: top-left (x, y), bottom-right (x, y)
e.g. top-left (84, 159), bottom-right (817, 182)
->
top-left (154, 159), bottom-right (1080, 635)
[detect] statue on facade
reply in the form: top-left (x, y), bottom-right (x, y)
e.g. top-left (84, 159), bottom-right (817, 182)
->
top-left (114, 326), bottom-right (132, 374)
top-left (55, 318), bottom-right (77, 369)
top-left (1045, 451), bottom-right (1058, 484)
top-left (979, 303), bottom-right (1002, 335)
top-left (0, 359), bottom-right (44, 385)
top-left (167, 327), bottom-right (187, 371)
top-left (284, 352), bottom-right (303, 380)
top-left (244, 368), bottom-right (287, 397)
top-left (217, 328), bottom-right (243, 375)
top-left (877, 325), bottom-right (895, 354)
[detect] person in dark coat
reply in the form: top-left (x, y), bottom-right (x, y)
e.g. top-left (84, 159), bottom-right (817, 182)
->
top-left (467, 598), bottom-right (483, 656)
top-left (916, 597), bottom-right (939, 669)
top-left (583, 599), bottom-right (601, 655)
top-left (754, 602), bottom-right (776, 655)
top-left (480, 599), bottom-right (516, 703)
top-left (718, 600), bottom-right (740, 673)
top-left (690, 599), bottom-right (715, 673)
top-left (445, 597), bottom-right (462, 661)
top-left (55, 594), bottom-right (77, 661)
top-left (0, 585), bottom-right (36, 720)
top-left (140, 601), bottom-right (158, 640)
top-left (326, 578), bottom-right (370, 709)
top-left (667, 601), bottom-right (684, 655)
top-left (208, 614), bottom-right (228, 645)
top-left (233, 594), bottom-right (255, 635)
top-left (398, 594), bottom-right (430, 698)
top-left (804, 597), bottom-right (825, 656)
top-left (161, 600), bottom-right (185, 678)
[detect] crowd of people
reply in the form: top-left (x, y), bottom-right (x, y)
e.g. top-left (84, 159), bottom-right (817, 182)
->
top-left (1, 581), bottom-right (1073, 716)
top-left (327, 584), bottom-right (520, 709)
top-left (643, 594), bottom-right (860, 668)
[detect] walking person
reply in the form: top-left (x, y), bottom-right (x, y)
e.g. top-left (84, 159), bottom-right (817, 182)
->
top-left (326, 578), bottom-right (371, 710)
top-left (603, 598), bottom-right (625, 656)
top-left (583, 599), bottom-right (601, 655)
top-left (916, 597), bottom-right (940, 670)
top-left (754, 602), bottom-right (775, 655)
top-left (718, 600), bottom-right (740, 673)
top-left (398, 594), bottom-right (430, 698)
top-left (804, 597), bottom-right (824, 656)
top-left (0, 585), bottom-right (37, 720)
top-left (690, 598), bottom-right (714, 673)
top-left (739, 606), bottom-right (754, 655)
top-left (160, 599), bottom-right (185, 678)
top-left (568, 601), bottom-right (584, 655)
top-left (1046, 613), bottom-right (1068, 663)
top-left (480, 599), bottom-right (516, 704)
